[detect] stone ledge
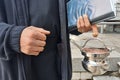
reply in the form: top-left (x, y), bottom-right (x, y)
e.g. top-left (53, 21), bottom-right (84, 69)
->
top-left (80, 72), bottom-right (93, 80)
top-left (72, 71), bottom-right (120, 80)
top-left (93, 76), bottom-right (120, 80)
top-left (72, 73), bottom-right (81, 80)
top-left (72, 72), bottom-right (92, 80)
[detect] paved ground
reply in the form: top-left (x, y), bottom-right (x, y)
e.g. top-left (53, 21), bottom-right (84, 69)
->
top-left (70, 31), bottom-right (120, 80)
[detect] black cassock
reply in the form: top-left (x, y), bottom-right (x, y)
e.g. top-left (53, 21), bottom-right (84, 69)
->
top-left (0, 0), bottom-right (74, 80)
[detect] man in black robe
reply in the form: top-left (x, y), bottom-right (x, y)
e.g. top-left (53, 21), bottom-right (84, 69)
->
top-left (0, 0), bottom-right (98, 80)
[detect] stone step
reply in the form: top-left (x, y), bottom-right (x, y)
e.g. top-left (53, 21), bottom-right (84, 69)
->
top-left (72, 73), bottom-right (80, 80)
top-left (72, 72), bottom-right (92, 80)
top-left (93, 76), bottom-right (120, 80)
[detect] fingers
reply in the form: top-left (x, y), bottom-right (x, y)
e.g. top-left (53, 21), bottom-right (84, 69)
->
top-left (92, 25), bottom-right (99, 37)
top-left (77, 15), bottom-right (99, 37)
top-left (27, 39), bottom-right (46, 47)
top-left (20, 26), bottom-right (50, 56)
top-left (21, 46), bottom-right (44, 56)
top-left (83, 15), bottom-right (91, 28)
top-left (33, 31), bottom-right (47, 41)
top-left (77, 16), bottom-right (84, 32)
top-left (28, 26), bottom-right (50, 41)
top-left (33, 27), bottom-right (50, 35)
top-left (77, 15), bottom-right (91, 33)
top-left (20, 37), bottom-right (46, 56)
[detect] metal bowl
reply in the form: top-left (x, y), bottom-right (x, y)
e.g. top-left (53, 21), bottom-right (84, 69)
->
top-left (81, 38), bottom-right (111, 75)
top-left (81, 48), bottom-right (110, 75)
top-left (71, 38), bottom-right (111, 75)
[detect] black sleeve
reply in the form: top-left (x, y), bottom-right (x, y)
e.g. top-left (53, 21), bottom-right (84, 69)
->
top-left (68, 26), bottom-right (82, 35)
top-left (0, 23), bottom-right (26, 60)
top-left (0, 1), bottom-right (26, 60)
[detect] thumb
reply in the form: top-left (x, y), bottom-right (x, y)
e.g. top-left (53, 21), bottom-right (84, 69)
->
top-left (35, 28), bottom-right (50, 35)
top-left (40, 28), bottom-right (50, 35)
top-left (92, 25), bottom-right (99, 37)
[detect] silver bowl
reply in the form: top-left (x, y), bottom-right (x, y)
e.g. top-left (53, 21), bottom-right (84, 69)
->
top-left (71, 38), bottom-right (111, 75)
top-left (81, 47), bottom-right (110, 75)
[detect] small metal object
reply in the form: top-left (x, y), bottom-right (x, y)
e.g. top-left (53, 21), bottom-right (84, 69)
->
top-left (71, 38), bottom-right (111, 75)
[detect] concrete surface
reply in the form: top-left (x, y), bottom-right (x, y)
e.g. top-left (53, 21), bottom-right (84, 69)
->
top-left (70, 32), bottom-right (120, 80)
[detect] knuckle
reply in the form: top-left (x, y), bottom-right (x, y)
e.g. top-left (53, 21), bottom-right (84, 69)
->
top-left (44, 36), bottom-right (47, 40)
top-left (42, 41), bottom-right (46, 46)
top-left (42, 47), bottom-right (44, 51)
top-left (42, 35), bottom-right (47, 40)
top-left (39, 34), bottom-right (46, 40)
top-left (40, 47), bottom-right (44, 52)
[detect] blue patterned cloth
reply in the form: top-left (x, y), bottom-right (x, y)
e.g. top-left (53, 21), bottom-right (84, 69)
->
top-left (67, 0), bottom-right (95, 27)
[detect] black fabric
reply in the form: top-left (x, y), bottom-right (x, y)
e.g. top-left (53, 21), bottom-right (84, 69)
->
top-left (29, 0), bottom-right (61, 41)
top-left (0, 0), bottom-right (30, 80)
top-left (58, 0), bottom-right (72, 80)
top-left (29, 0), bottom-right (60, 80)
top-left (0, 0), bottom-right (72, 80)
top-left (31, 38), bottom-right (59, 80)
top-left (68, 26), bottom-right (82, 35)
